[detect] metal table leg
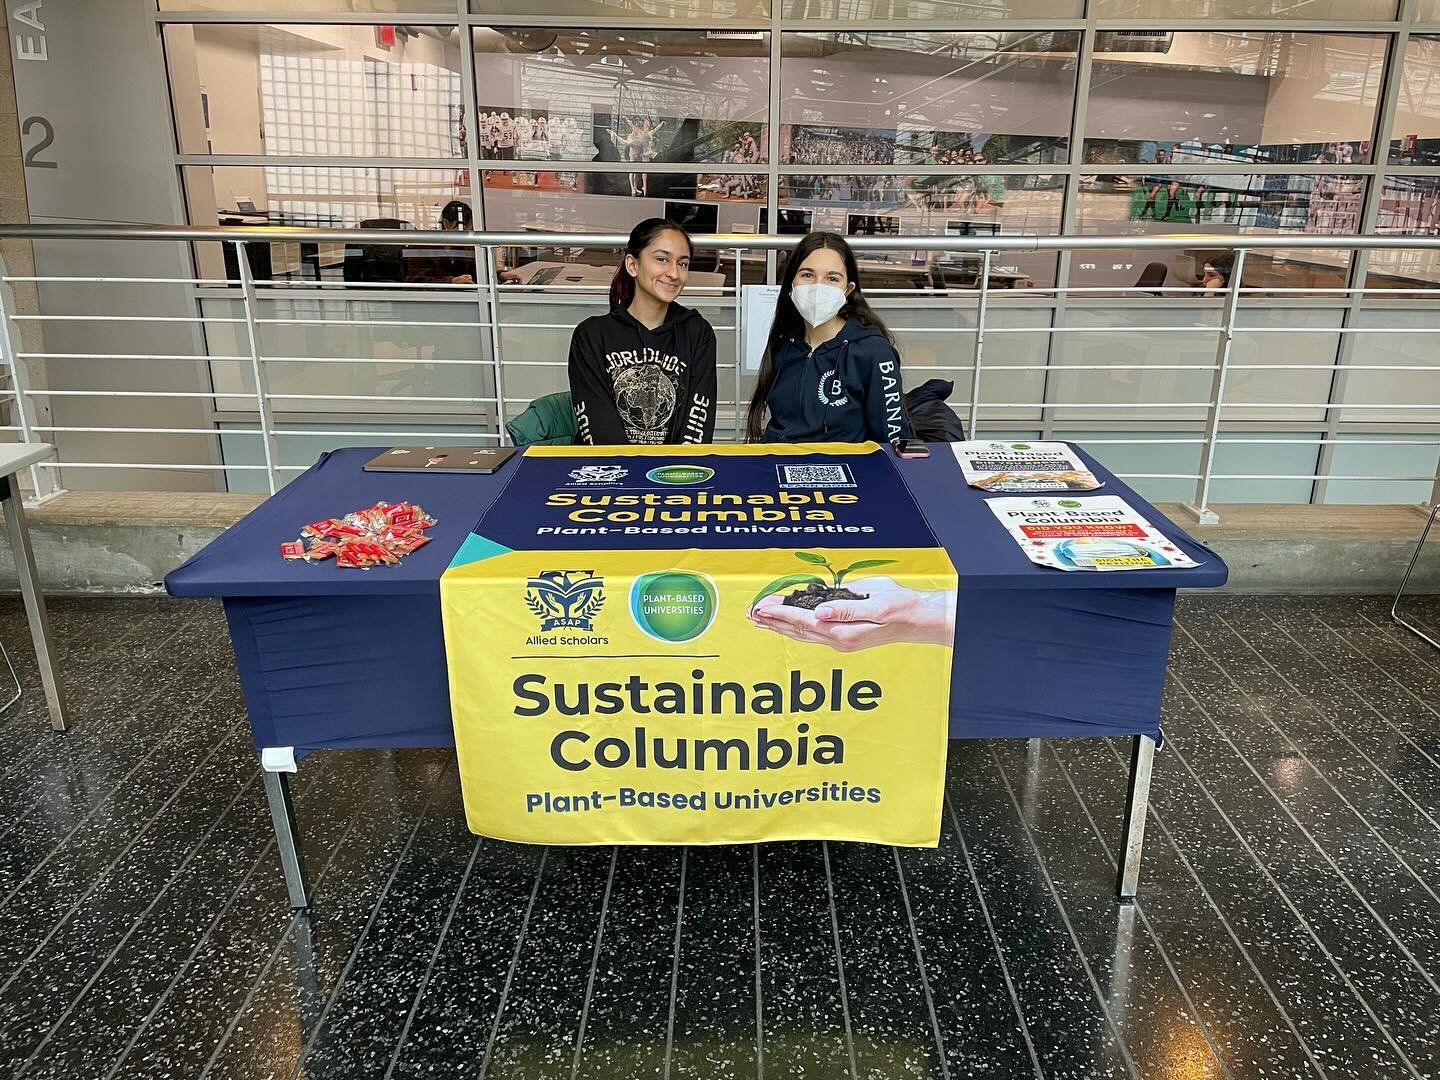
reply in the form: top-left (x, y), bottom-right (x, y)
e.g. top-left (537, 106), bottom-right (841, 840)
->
top-left (1116, 734), bottom-right (1155, 900)
top-left (262, 767), bottom-right (310, 909)
top-left (1392, 503), bottom-right (1439, 651)
top-left (1, 474), bottom-right (68, 731)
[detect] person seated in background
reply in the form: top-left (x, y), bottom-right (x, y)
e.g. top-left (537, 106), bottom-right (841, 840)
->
top-left (407, 200), bottom-right (476, 285)
top-left (1201, 256), bottom-right (1234, 297)
top-left (567, 218), bottom-right (717, 445)
top-left (746, 231), bottom-right (912, 445)
top-left (437, 200), bottom-right (476, 285)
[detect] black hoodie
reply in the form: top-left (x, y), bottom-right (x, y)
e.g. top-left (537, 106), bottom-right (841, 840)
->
top-left (761, 318), bottom-right (911, 444)
top-left (568, 303), bottom-right (717, 445)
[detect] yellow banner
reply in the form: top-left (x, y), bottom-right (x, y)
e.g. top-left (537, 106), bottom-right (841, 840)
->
top-left (442, 544), bottom-right (956, 846)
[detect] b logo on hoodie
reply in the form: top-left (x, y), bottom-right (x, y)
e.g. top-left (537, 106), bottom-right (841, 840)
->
top-left (817, 370), bottom-right (849, 408)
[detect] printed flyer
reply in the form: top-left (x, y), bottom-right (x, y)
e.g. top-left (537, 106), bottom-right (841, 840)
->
top-left (952, 440), bottom-right (1103, 493)
top-left (439, 443), bottom-right (958, 847)
top-left (987, 494), bottom-right (1199, 572)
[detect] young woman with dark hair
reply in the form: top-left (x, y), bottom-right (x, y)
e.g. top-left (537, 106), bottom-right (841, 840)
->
top-left (567, 218), bottom-right (717, 445)
top-left (746, 231), bottom-right (911, 444)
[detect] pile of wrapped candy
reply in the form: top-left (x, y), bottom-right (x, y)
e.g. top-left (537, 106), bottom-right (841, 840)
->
top-left (280, 501), bottom-right (437, 569)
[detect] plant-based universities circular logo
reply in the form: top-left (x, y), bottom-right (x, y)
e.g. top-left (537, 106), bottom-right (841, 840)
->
top-left (630, 571), bottom-right (718, 643)
top-left (645, 464), bottom-right (714, 486)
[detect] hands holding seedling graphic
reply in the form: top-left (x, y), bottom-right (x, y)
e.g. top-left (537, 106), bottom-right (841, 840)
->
top-left (748, 552), bottom-right (956, 653)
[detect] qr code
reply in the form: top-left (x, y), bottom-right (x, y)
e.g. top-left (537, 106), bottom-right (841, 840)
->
top-left (777, 464), bottom-right (856, 489)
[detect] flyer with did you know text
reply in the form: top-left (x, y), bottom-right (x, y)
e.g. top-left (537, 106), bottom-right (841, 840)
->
top-left (988, 495), bottom-right (1200, 572)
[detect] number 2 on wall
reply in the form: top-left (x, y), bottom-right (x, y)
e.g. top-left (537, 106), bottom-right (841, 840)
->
top-left (22, 117), bottom-right (56, 169)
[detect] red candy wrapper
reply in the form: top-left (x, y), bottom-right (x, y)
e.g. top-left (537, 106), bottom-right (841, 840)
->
top-left (286, 500), bottom-right (437, 569)
top-left (392, 533), bottom-right (431, 555)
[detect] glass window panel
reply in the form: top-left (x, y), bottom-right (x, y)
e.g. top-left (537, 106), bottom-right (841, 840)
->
top-left (1341, 308), bottom-right (1440, 424)
top-left (1208, 435), bottom-right (1323, 504)
top-left (1048, 430), bottom-right (1198, 503)
top-left (471, 29), bottom-right (768, 166)
top-left (187, 165), bottom-right (467, 228)
top-left (1369, 176), bottom-right (1440, 291)
top-left (1230, 306), bottom-right (1341, 422)
top-left (1049, 307), bottom-right (1220, 424)
top-left (779, 174), bottom-right (1063, 288)
top-left (781, 0), bottom-right (1081, 18)
top-left (474, 0), bottom-right (769, 14)
top-left (1418, 0), bottom-right (1440, 20)
top-left (163, 24), bottom-right (463, 157)
top-left (1093, 0), bottom-right (1393, 16)
top-left (1323, 436), bottom-right (1440, 505)
top-left (482, 169), bottom-right (769, 290)
top-left (1390, 36), bottom-right (1440, 164)
top-left (1084, 32), bottom-right (1387, 166)
top-left (1072, 172), bottom-right (1363, 292)
top-left (202, 294), bottom-right (497, 430)
top-left (184, 165), bottom-right (473, 284)
top-left (781, 32), bottom-right (1078, 166)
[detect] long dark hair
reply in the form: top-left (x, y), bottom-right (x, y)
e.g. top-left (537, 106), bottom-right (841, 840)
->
top-left (610, 218), bottom-right (693, 310)
top-left (745, 231), bottom-right (895, 442)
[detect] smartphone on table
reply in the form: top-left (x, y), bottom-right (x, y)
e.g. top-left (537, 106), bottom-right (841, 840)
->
top-left (895, 439), bottom-right (930, 459)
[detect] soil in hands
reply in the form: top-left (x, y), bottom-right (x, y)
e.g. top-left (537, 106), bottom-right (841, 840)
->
top-left (783, 582), bottom-right (869, 610)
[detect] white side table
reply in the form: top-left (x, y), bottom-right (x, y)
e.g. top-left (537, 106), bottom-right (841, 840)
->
top-left (0, 444), bottom-right (68, 730)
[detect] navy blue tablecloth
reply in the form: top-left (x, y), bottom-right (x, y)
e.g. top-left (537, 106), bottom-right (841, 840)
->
top-left (169, 445), bottom-right (1226, 755)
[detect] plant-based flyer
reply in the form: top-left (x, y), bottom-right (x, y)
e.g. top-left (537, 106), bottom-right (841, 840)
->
top-left (987, 495), bottom-right (1200, 572)
top-left (952, 441), bottom-right (1103, 493)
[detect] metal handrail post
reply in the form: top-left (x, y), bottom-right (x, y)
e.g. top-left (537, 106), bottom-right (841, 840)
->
top-left (483, 247), bottom-right (510, 445)
top-left (235, 242), bottom-right (281, 494)
top-left (734, 250), bottom-right (744, 442)
top-left (968, 249), bottom-right (993, 440)
top-left (1184, 248), bottom-right (1248, 526)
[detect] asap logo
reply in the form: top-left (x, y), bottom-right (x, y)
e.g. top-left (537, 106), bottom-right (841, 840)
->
top-left (525, 569), bottom-right (606, 632)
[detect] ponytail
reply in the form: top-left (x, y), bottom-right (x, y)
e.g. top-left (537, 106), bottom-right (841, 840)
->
top-left (609, 263), bottom-right (635, 309)
top-left (610, 217), bottom-right (692, 310)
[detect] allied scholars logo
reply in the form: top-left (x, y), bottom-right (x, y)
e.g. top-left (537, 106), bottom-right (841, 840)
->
top-left (630, 571), bottom-right (718, 643)
top-left (645, 464), bottom-right (714, 486)
top-left (525, 570), bottom-right (606, 632)
top-left (569, 465), bottom-right (628, 486)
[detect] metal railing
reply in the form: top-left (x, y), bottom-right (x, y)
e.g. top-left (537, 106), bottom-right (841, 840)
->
top-left (0, 223), bottom-right (1437, 523)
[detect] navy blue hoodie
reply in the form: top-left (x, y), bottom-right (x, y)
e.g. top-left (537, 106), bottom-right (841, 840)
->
top-left (761, 318), bottom-right (911, 444)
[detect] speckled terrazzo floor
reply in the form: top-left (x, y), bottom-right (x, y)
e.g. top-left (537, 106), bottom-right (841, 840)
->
top-left (0, 593), bottom-right (1438, 1079)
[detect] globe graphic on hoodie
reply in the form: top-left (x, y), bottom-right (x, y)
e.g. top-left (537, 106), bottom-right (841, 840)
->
top-left (614, 364), bottom-right (677, 437)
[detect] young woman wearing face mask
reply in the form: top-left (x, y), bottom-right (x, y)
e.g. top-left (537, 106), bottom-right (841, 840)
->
top-left (746, 231), bottom-right (911, 444)
top-left (568, 218), bottom-right (717, 446)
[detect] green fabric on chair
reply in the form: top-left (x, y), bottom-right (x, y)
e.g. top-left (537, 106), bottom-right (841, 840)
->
top-left (506, 391), bottom-right (577, 446)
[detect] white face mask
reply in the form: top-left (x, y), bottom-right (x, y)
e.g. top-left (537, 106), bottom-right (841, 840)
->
top-left (791, 282), bottom-right (847, 327)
